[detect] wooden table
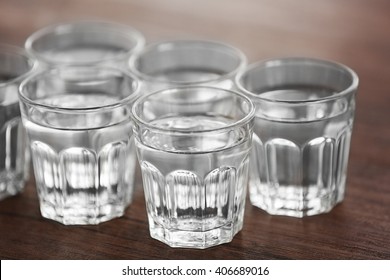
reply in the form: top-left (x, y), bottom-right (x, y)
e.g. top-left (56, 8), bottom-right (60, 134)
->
top-left (0, 0), bottom-right (389, 259)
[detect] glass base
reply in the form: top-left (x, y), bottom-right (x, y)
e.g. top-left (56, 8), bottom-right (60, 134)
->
top-left (39, 201), bottom-right (126, 225)
top-left (148, 215), bottom-right (242, 249)
top-left (250, 191), bottom-right (342, 218)
top-left (0, 173), bottom-right (25, 201)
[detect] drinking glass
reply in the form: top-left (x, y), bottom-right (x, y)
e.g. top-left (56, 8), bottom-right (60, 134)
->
top-left (19, 66), bottom-right (140, 224)
top-left (128, 40), bottom-right (246, 92)
top-left (236, 57), bottom-right (359, 217)
top-left (0, 45), bottom-right (35, 200)
top-left (25, 20), bottom-right (144, 68)
top-left (132, 86), bottom-right (255, 248)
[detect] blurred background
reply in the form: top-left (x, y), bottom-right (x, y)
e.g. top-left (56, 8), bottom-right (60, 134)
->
top-left (0, 0), bottom-right (384, 64)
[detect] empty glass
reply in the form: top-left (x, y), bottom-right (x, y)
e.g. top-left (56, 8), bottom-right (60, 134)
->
top-left (132, 86), bottom-right (254, 248)
top-left (0, 45), bottom-right (35, 200)
top-left (19, 66), bottom-right (140, 225)
top-left (236, 57), bottom-right (359, 217)
top-left (128, 40), bottom-right (246, 93)
top-left (25, 20), bottom-right (144, 67)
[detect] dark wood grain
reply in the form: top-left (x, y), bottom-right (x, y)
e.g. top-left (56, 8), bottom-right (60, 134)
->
top-left (0, 0), bottom-right (389, 259)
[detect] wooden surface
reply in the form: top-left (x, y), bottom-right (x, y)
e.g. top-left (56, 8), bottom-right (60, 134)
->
top-left (0, 0), bottom-right (389, 259)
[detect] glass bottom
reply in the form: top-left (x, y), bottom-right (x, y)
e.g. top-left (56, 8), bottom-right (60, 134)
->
top-left (250, 184), bottom-right (344, 217)
top-left (39, 200), bottom-right (126, 225)
top-left (147, 214), bottom-right (242, 249)
top-left (0, 172), bottom-right (25, 200)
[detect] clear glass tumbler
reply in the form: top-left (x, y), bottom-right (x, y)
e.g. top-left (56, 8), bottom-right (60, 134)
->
top-left (19, 66), bottom-right (140, 225)
top-left (0, 45), bottom-right (35, 200)
top-left (132, 86), bottom-right (255, 248)
top-left (25, 20), bottom-right (144, 67)
top-left (236, 57), bottom-right (359, 217)
top-left (128, 40), bottom-right (246, 92)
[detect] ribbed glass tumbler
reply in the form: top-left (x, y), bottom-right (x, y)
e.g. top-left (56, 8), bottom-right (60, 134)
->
top-left (19, 66), bottom-right (140, 224)
top-left (0, 45), bottom-right (35, 200)
top-left (25, 20), bottom-right (144, 67)
top-left (132, 86), bottom-right (255, 248)
top-left (236, 57), bottom-right (359, 217)
top-left (128, 40), bottom-right (246, 92)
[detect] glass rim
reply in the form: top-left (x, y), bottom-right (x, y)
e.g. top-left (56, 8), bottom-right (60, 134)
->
top-left (132, 86), bottom-right (255, 134)
top-left (19, 65), bottom-right (141, 113)
top-left (128, 39), bottom-right (247, 85)
top-left (235, 57), bottom-right (359, 104)
top-left (24, 20), bottom-right (145, 66)
top-left (0, 44), bottom-right (37, 88)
